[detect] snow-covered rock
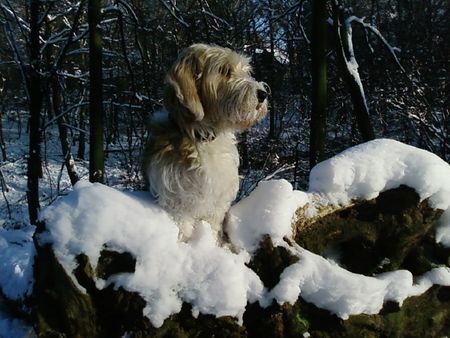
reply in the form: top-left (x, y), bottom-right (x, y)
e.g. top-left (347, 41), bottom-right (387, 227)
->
top-left (1, 138), bottom-right (449, 337)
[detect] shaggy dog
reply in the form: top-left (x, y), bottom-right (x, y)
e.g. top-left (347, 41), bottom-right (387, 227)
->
top-left (144, 44), bottom-right (269, 239)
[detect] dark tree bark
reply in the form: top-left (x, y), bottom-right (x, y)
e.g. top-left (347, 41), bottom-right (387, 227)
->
top-left (0, 106), bottom-right (7, 161)
top-left (27, 0), bottom-right (43, 226)
top-left (0, 78), bottom-right (6, 161)
top-left (267, 0), bottom-right (277, 140)
top-left (309, 0), bottom-right (328, 168)
top-left (33, 225), bottom-right (98, 337)
top-left (88, 0), bottom-right (104, 183)
top-left (77, 104), bottom-right (87, 160)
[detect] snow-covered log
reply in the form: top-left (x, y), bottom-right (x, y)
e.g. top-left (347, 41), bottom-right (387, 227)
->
top-left (1, 139), bottom-right (449, 337)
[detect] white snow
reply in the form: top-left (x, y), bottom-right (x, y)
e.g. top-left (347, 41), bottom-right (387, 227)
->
top-left (226, 179), bottom-right (308, 252)
top-left (226, 140), bottom-right (450, 321)
top-left (2, 138), bottom-right (450, 329)
top-left (309, 139), bottom-right (450, 207)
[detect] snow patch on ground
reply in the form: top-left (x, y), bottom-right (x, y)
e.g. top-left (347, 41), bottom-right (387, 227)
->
top-left (0, 308), bottom-right (34, 338)
top-left (0, 225), bottom-right (35, 300)
top-left (0, 226), bottom-right (35, 337)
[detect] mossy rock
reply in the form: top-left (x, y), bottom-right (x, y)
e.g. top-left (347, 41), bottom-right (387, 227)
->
top-left (31, 186), bottom-right (450, 337)
top-left (247, 235), bottom-right (299, 289)
top-left (294, 185), bottom-right (446, 275)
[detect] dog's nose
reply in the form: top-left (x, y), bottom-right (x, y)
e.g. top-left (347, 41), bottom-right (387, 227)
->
top-left (257, 89), bottom-right (268, 103)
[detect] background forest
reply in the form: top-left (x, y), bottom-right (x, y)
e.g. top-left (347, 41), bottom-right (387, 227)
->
top-left (0, 0), bottom-right (448, 227)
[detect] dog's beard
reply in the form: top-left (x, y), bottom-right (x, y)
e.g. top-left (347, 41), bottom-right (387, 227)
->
top-left (202, 77), bottom-right (267, 131)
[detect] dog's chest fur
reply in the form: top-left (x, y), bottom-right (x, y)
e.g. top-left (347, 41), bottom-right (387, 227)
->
top-left (195, 133), bottom-right (240, 211)
top-left (145, 124), bottom-right (239, 235)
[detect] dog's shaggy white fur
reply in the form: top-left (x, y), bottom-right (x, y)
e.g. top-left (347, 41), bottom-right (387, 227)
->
top-left (144, 44), bottom-right (268, 239)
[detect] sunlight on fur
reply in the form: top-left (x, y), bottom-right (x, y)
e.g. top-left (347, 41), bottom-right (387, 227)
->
top-left (144, 44), bottom-right (269, 240)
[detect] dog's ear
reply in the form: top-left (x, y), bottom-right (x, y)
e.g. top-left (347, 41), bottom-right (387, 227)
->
top-left (164, 48), bottom-right (205, 121)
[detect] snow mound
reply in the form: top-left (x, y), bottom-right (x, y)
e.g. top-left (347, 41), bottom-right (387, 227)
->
top-left (308, 138), bottom-right (450, 246)
top-left (32, 138), bottom-right (450, 325)
top-left (40, 181), bottom-right (263, 328)
top-left (226, 179), bottom-right (308, 252)
top-left (309, 138), bottom-right (450, 207)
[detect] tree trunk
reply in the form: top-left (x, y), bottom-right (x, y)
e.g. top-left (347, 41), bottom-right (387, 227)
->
top-left (33, 225), bottom-right (98, 337)
top-left (309, 0), bottom-right (328, 168)
top-left (43, 13), bottom-right (80, 187)
top-left (88, 0), bottom-right (104, 183)
top-left (27, 0), bottom-right (43, 226)
top-left (0, 106), bottom-right (7, 161)
top-left (78, 104), bottom-right (87, 160)
top-left (267, 0), bottom-right (277, 140)
top-left (332, 2), bottom-right (375, 142)
top-left (0, 78), bottom-right (6, 161)
top-left (51, 78), bottom-right (80, 186)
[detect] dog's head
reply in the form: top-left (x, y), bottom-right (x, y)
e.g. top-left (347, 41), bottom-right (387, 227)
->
top-left (164, 44), bottom-right (269, 140)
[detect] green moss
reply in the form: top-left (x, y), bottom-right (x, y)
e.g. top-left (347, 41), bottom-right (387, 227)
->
top-left (294, 313), bottom-right (309, 331)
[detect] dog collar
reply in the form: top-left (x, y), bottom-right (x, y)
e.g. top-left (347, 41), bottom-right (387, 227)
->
top-left (167, 113), bottom-right (216, 143)
top-left (194, 130), bottom-right (216, 143)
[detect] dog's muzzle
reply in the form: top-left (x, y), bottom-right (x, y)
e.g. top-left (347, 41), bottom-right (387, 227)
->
top-left (257, 82), bottom-right (271, 103)
top-left (257, 89), bottom-right (268, 103)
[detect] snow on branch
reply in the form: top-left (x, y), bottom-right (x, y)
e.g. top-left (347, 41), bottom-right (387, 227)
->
top-left (346, 16), bottom-right (408, 79)
top-left (0, 2), bottom-right (30, 34)
top-left (1, 0), bottom-right (45, 45)
top-left (0, 10), bottom-right (30, 100)
top-left (346, 15), bottom-right (432, 108)
top-left (159, 0), bottom-right (190, 28)
top-left (201, 9), bottom-right (231, 30)
top-left (49, 0), bottom-right (86, 71)
top-left (117, 0), bottom-right (139, 23)
top-left (334, 12), bottom-right (370, 114)
top-left (43, 101), bottom-right (88, 130)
